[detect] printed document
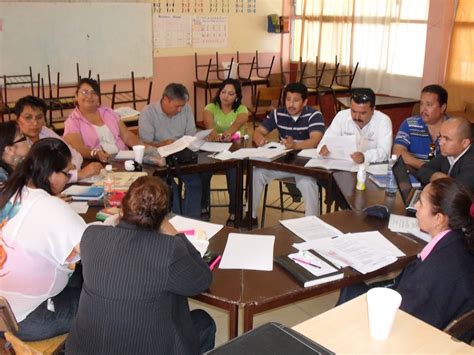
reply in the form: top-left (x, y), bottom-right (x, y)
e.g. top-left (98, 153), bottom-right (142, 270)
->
top-left (305, 157), bottom-right (358, 172)
top-left (157, 135), bottom-right (196, 157)
top-left (280, 216), bottom-right (343, 242)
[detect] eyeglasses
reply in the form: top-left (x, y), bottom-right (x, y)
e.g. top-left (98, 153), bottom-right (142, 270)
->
top-left (12, 135), bottom-right (27, 145)
top-left (79, 89), bottom-right (98, 97)
top-left (352, 92), bottom-right (373, 104)
top-left (59, 170), bottom-right (72, 179)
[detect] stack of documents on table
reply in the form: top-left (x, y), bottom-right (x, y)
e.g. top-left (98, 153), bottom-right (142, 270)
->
top-left (114, 107), bottom-right (140, 121)
top-left (157, 135), bottom-right (196, 157)
top-left (275, 250), bottom-right (343, 287)
top-left (293, 231), bottom-right (405, 274)
top-left (62, 185), bottom-right (104, 201)
top-left (169, 215), bottom-right (224, 257)
top-left (280, 216), bottom-right (343, 241)
top-left (189, 129), bottom-right (232, 153)
top-left (304, 157), bottom-right (358, 171)
top-left (219, 233), bottom-right (275, 271)
top-left (388, 214), bottom-right (431, 243)
top-left (93, 171), bottom-right (147, 191)
top-left (213, 142), bottom-right (290, 162)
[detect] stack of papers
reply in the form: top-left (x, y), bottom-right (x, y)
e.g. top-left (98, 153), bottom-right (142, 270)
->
top-left (279, 216), bottom-right (343, 242)
top-left (157, 135), bottom-right (196, 157)
top-left (169, 215), bottom-right (224, 257)
top-left (388, 214), bottom-right (431, 242)
top-left (304, 157), bottom-right (358, 172)
top-left (293, 230), bottom-right (406, 274)
top-left (219, 233), bottom-right (275, 271)
top-left (214, 142), bottom-right (290, 162)
top-left (62, 185), bottom-right (104, 201)
top-left (114, 107), bottom-right (140, 121)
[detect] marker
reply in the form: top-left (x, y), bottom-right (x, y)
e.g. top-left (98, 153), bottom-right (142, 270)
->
top-left (209, 255), bottom-right (222, 270)
top-left (178, 229), bottom-right (195, 235)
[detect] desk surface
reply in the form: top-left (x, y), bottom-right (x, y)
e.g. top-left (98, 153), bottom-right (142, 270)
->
top-left (201, 210), bottom-right (423, 337)
top-left (293, 294), bottom-right (472, 354)
top-left (337, 95), bottom-right (419, 109)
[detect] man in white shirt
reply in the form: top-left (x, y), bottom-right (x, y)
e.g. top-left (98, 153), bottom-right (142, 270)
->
top-left (319, 88), bottom-right (392, 164)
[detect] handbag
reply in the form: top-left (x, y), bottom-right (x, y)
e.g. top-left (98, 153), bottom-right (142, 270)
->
top-left (165, 148), bottom-right (198, 166)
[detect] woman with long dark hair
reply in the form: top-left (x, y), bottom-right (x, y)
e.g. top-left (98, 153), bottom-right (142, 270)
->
top-left (66, 176), bottom-right (215, 354)
top-left (0, 121), bottom-right (29, 184)
top-left (0, 138), bottom-right (86, 341)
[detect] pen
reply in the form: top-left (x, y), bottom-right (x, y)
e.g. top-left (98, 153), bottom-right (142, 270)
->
top-left (209, 255), bottom-right (222, 270)
top-left (293, 257), bottom-right (321, 269)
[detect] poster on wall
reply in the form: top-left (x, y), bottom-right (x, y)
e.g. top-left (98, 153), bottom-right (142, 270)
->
top-left (153, 15), bottom-right (192, 48)
top-left (192, 16), bottom-right (228, 48)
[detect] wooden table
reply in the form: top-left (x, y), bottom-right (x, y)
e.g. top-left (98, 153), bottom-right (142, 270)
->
top-left (337, 95), bottom-right (419, 134)
top-left (293, 294), bottom-right (472, 354)
top-left (332, 171), bottom-right (408, 215)
top-left (199, 210), bottom-right (423, 339)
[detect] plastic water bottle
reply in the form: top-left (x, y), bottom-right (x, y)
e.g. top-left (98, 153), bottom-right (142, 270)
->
top-left (385, 154), bottom-right (398, 196)
top-left (103, 164), bottom-right (114, 207)
top-left (356, 164), bottom-right (366, 191)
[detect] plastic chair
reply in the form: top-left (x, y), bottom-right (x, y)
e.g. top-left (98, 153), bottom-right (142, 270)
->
top-left (248, 86), bottom-right (282, 130)
top-left (0, 296), bottom-right (68, 355)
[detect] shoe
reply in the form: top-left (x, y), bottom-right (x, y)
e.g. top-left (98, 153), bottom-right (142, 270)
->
top-left (201, 208), bottom-right (210, 221)
top-left (292, 195), bottom-right (302, 203)
top-left (226, 214), bottom-right (235, 227)
top-left (244, 213), bottom-right (259, 229)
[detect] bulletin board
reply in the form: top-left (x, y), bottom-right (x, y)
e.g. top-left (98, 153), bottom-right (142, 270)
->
top-left (152, 0), bottom-right (283, 56)
top-left (0, 2), bottom-right (153, 82)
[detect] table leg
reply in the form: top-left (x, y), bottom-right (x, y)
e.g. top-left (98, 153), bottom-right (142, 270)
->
top-left (234, 160), bottom-right (243, 228)
top-left (243, 305), bottom-right (255, 333)
top-left (246, 160), bottom-right (253, 230)
top-left (228, 304), bottom-right (239, 339)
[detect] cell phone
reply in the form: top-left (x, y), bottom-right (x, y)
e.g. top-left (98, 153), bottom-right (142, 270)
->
top-left (203, 252), bottom-right (221, 270)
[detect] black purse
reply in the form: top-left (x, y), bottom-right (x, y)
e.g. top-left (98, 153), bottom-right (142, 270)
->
top-left (165, 148), bottom-right (198, 166)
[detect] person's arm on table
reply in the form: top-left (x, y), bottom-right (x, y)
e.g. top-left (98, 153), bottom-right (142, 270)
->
top-left (221, 107), bottom-right (248, 141)
top-left (253, 126), bottom-right (270, 147)
top-left (282, 131), bottom-right (324, 150)
top-left (393, 144), bottom-right (425, 170)
top-left (203, 109), bottom-right (220, 141)
top-left (417, 155), bottom-right (445, 185)
top-left (64, 132), bottom-right (109, 163)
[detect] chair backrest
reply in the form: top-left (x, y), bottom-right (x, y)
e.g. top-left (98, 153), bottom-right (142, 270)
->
top-left (317, 88), bottom-right (337, 126)
top-left (444, 309), bottom-right (474, 343)
top-left (111, 72), bottom-right (153, 110)
top-left (0, 296), bottom-right (19, 334)
top-left (255, 50), bottom-right (275, 79)
top-left (236, 51), bottom-right (255, 81)
top-left (300, 56), bottom-right (327, 89)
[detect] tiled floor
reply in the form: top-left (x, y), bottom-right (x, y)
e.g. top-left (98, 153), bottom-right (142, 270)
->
top-left (190, 173), bottom-right (339, 346)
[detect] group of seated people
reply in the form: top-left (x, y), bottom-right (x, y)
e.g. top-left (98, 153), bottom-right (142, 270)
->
top-left (0, 78), bottom-right (473, 352)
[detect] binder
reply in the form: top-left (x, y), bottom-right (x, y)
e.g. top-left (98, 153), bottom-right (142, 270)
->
top-left (206, 322), bottom-right (334, 355)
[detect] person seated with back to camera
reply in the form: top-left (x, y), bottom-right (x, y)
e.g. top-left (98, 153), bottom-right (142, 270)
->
top-left (392, 84), bottom-right (449, 170)
top-left (416, 116), bottom-right (474, 193)
top-left (0, 121), bottom-right (29, 184)
top-left (251, 82), bottom-right (325, 227)
top-left (202, 78), bottom-right (248, 226)
top-left (13, 95), bottom-right (102, 182)
top-left (65, 176), bottom-right (216, 354)
top-left (337, 177), bottom-right (474, 342)
top-left (63, 78), bottom-right (163, 166)
top-left (0, 138), bottom-right (87, 341)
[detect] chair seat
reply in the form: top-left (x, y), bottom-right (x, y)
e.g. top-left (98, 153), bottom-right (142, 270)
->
top-left (5, 331), bottom-right (68, 354)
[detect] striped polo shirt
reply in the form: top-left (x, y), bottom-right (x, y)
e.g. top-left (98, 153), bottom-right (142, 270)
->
top-left (394, 115), bottom-right (442, 161)
top-left (261, 106), bottom-right (325, 140)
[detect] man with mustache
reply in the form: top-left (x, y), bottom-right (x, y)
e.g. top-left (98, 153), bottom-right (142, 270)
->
top-left (319, 88), bottom-right (392, 164)
top-left (393, 85), bottom-right (448, 170)
top-left (250, 83), bottom-right (325, 226)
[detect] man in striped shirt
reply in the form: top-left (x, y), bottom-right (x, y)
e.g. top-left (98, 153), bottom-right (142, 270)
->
top-left (250, 83), bottom-right (325, 225)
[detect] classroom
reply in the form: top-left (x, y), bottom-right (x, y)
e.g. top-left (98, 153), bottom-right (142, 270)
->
top-left (1, 0), bottom-right (473, 353)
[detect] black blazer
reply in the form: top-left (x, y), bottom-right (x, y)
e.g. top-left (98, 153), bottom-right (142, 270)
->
top-left (417, 144), bottom-right (474, 193)
top-left (66, 222), bottom-right (212, 355)
top-left (396, 230), bottom-right (474, 330)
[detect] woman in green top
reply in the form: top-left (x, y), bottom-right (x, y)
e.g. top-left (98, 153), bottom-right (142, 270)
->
top-left (202, 79), bottom-right (248, 226)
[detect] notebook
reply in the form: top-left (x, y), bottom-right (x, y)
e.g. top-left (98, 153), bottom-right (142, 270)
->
top-left (392, 156), bottom-right (422, 212)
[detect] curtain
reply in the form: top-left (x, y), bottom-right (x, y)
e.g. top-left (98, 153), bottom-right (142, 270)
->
top-left (292, 0), bottom-right (429, 98)
top-left (445, 0), bottom-right (474, 112)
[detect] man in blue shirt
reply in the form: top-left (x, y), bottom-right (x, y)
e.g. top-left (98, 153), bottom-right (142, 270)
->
top-left (393, 85), bottom-right (449, 170)
top-left (251, 83), bottom-right (325, 225)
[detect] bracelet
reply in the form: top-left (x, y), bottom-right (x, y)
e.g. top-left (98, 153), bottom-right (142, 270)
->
top-left (90, 149), bottom-right (98, 159)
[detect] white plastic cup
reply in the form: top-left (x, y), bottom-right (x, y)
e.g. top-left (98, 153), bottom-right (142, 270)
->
top-left (132, 145), bottom-right (145, 164)
top-left (366, 287), bottom-right (402, 340)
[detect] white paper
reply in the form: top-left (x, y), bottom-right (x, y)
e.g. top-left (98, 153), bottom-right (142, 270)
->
top-left (325, 135), bottom-right (357, 160)
top-left (169, 215), bottom-right (223, 240)
top-left (114, 150), bottom-right (135, 160)
top-left (388, 214), bottom-right (419, 232)
top-left (288, 251), bottom-right (339, 277)
top-left (189, 129), bottom-right (213, 151)
top-left (280, 216), bottom-right (343, 242)
top-left (405, 228), bottom-right (431, 243)
top-left (347, 231), bottom-right (405, 258)
top-left (157, 136), bottom-right (196, 157)
top-left (305, 157), bottom-right (358, 172)
top-left (69, 201), bottom-right (89, 214)
top-left (297, 149), bottom-right (319, 159)
top-left (114, 107), bottom-right (140, 120)
top-left (93, 172), bottom-right (147, 191)
top-left (199, 142), bottom-right (232, 152)
top-left (367, 163), bottom-right (388, 175)
top-left (219, 233), bottom-right (275, 271)
top-left (213, 150), bottom-right (234, 161)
